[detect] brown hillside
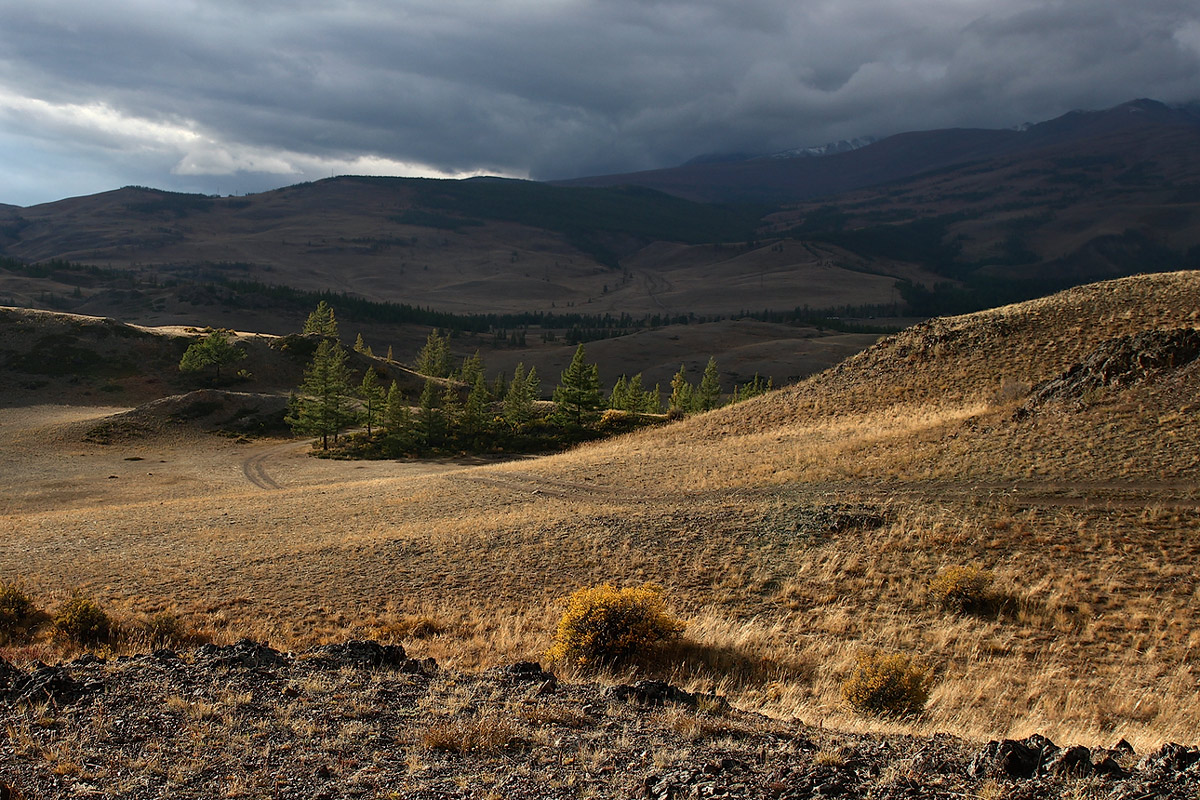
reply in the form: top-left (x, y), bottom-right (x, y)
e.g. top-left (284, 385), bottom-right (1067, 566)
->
top-left (4, 272), bottom-right (1199, 751)
top-left (535, 270), bottom-right (1200, 490)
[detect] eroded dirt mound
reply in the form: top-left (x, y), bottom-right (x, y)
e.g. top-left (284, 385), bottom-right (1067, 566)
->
top-left (83, 389), bottom-right (290, 442)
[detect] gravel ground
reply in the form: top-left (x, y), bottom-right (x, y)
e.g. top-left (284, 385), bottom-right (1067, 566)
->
top-left (3, 640), bottom-right (1197, 800)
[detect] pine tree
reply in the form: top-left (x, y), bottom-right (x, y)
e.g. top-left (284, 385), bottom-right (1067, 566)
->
top-left (462, 375), bottom-right (492, 441)
top-left (645, 382), bottom-right (663, 413)
top-left (415, 329), bottom-right (451, 377)
top-left (385, 345), bottom-right (395, 363)
top-left (286, 339), bottom-right (354, 450)
top-left (178, 329), bottom-right (246, 382)
top-left (525, 365), bottom-right (541, 405)
top-left (627, 373), bottom-right (660, 413)
top-left (503, 363), bottom-right (534, 429)
top-left (441, 383), bottom-right (462, 438)
top-left (608, 375), bottom-right (630, 411)
top-left (490, 371), bottom-right (508, 402)
top-left (457, 350), bottom-right (485, 386)
top-left (415, 380), bottom-right (444, 446)
top-left (302, 301), bottom-right (339, 338)
top-left (358, 369), bottom-right (385, 436)
top-left (384, 381), bottom-right (409, 433)
top-left (552, 344), bottom-right (602, 427)
top-left (731, 374), bottom-right (773, 403)
top-left (354, 333), bottom-right (368, 354)
top-left (669, 364), bottom-right (696, 415)
top-left (697, 356), bottom-right (721, 411)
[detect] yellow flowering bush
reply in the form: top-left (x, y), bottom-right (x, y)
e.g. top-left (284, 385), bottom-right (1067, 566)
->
top-left (840, 651), bottom-right (933, 716)
top-left (547, 583), bottom-right (684, 669)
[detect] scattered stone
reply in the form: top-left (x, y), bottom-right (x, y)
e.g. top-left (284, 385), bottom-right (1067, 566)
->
top-left (607, 679), bottom-right (698, 707)
top-left (1043, 744), bottom-right (1092, 777)
top-left (70, 652), bottom-right (105, 667)
top-left (0, 657), bottom-right (25, 695)
top-left (301, 639), bottom-right (409, 670)
top-left (143, 648), bottom-right (183, 665)
top-left (1138, 742), bottom-right (1200, 773)
top-left (9, 665), bottom-right (100, 706)
top-left (1092, 752), bottom-right (1129, 779)
top-left (967, 735), bottom-right (1056, 779)
top-left (488, 661), bottom-right (557, 687)
top-left (195, 638), bottom-right (289, 669)
top-left (1, 638), bottom-right (1197, 800)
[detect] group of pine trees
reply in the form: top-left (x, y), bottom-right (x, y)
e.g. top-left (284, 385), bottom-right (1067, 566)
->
top-left (284, 303), bottom-right (773, 456)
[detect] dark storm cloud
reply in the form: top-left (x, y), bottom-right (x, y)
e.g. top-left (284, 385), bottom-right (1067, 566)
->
top-left (1, 0), bottom-right (1198, 205)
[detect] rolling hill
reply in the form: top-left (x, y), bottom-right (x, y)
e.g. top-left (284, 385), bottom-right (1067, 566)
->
top-left (2, 99), bottom-right (1198, 335)
top-left (3, 271), bottom-right (1198, 752)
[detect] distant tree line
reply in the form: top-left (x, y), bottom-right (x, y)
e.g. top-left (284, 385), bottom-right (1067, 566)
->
top-left (283, 305), bottom-right (776, 458)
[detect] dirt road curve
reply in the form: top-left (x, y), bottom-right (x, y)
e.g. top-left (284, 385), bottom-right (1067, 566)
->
top-left (240, 441), bottom-right (305, 490)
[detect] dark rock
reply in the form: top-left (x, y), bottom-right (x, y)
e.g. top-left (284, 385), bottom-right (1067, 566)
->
top-left (1113, 738), bottom-right (1135, 755)
top-left (967, 737), bottom-right (1050, 779)
top-left (1021, 328), bottom-right (1200, 416)
top-left (195, 638), bottom-right (289, 669)
top-left (1138, 742), bottom-right (1200, 773)
top-left (10, 665), bottom-right (100, 706)
top-left (488, 661), bottom-right (556, 687)
top-left (608, 679), bottom-right (697, 707)
top-left (1092, 752), bottom-right (1129, 779)
top-left (1043, 744), bottom-right (1092, 776)
top-left (0, 657), bottom-right (25, 695)
top-left (397, 656), bottom-right (438, 676)
top-left (301, 639), bottom-right (409, 670)
top-left (71, 652), bottom-right (105, 667)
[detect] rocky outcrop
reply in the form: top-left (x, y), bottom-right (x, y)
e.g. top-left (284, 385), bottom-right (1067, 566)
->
top-left (1020, 328), bottom-right (1200, 415)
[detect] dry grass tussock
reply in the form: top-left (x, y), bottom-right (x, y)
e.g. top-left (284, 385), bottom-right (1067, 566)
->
top-left (3, 272), bottom-right (1200, 750)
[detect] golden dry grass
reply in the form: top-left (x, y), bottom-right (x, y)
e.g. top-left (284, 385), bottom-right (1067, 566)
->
top-left (3, 272), bottom-right (1200, 752)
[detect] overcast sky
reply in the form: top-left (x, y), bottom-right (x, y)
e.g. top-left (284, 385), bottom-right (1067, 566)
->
top-left (2, 0), bottom-right (1198, 207)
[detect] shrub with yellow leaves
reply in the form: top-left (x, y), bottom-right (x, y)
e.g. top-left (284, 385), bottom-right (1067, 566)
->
top-left (546, 583), bottom-right (684, 670)
top-left (840, 650), bottom-right (933, 716)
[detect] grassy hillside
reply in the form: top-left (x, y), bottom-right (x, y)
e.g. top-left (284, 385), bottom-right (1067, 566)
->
top-left (3, 272), bottom-right (1199, 749)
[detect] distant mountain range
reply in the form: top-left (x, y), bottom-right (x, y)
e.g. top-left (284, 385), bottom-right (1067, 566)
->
top-left (1, 99), bottom-right (1198, 324)
top-left (559, 99), bottom-right (1200, 204)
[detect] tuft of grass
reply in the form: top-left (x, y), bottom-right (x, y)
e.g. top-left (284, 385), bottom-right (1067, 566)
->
top-left (421, 714), bottom-right (522, 755)
top-left (840, 650), bottom-right (933, 717)
top-left (135, 611), bottom-right (206, 649)
top-left (546, 583), bottom-right (684, 670)
top-left (928, 565), bottom-right (995, 614)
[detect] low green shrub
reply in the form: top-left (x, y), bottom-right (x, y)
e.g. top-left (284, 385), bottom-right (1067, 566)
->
top-left (547, 583), bottom-right (684, 670)
top-left (53, 594), bottom-right (112, 645)
top-left (840, 651), bottom-right (933, 716)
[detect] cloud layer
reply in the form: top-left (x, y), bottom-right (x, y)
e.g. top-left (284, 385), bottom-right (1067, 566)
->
top-left (2, 0), bottom-right (1198, 205)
